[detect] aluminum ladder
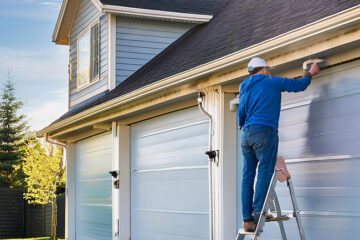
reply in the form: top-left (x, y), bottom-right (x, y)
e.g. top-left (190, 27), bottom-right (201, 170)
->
top-left (235, 169), bottom-right (306, 240)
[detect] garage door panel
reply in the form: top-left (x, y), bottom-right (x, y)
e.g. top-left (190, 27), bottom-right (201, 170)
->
top-left (132, 124), bottom-right (208, 170)
top-left (76, 133), bottom-right (112, 240)
top-left (132, 146), bottom-right (208, 170)
top-left (283, 158), bottom-right (360, 188)
top-left (77, 205), bottom-right (112, 223)
top-left (282, 62), bottom-right (360, 104)
top-left (262, 216), bottom-right (360, 240)
top-left (132, 211), bottom-right (209, 240)
top-left (280, 112), bottom-right (360, 142)
top-left (131, 107), bottom-right (209, 239)
top-left (280, 92), bottom-right (360, 128)
top-left (132, 169), bottom-right (209, 211)
top-left (77, 180), bottom-right (112, 199)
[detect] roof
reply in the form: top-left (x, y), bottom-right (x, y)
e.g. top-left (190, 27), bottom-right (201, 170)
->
top-left (99, 0), bottom-right (223, 15)
top-left (53, 0), bottom-right (220, 45)
top-left (52, 0), bottom-right (360, 124)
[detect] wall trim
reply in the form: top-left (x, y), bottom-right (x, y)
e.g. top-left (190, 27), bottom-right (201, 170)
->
top-left (108, 14), bottom-right (117, 90)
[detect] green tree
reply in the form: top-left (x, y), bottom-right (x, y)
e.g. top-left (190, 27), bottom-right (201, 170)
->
top-left (22, 138), bottom-right (65, 240)
top-left (0, 71), bottom-right (27, 187)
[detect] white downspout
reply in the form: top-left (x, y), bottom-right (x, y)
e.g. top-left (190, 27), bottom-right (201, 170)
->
top-left (197, 92), bottom-right (215, 240)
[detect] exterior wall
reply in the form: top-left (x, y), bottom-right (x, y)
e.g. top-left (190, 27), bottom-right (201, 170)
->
top-left (69, 0), bottom-right (108, 109)
top-left (116, 17), bottom-right (194, 86)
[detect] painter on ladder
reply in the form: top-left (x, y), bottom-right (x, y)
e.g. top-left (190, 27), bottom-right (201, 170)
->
top-left (238, 57), bottom-right (319, 232)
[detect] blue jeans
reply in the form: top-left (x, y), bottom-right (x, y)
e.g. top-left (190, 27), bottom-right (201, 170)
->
top-left (241, 125), bottom-right (278, 222)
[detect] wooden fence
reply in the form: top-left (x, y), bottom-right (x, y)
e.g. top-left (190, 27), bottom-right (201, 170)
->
top-left (0, 188), bottom-right (65, 239)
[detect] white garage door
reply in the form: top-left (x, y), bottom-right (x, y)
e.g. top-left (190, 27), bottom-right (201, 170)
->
top-left (76, 133), bottom-right (112, 240)
top-left (131, 107), bottom-right (210, 240)
top-left (237, 60), bottom-right (360, 239)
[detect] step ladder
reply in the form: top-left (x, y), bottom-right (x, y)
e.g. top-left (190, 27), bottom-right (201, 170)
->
top-left (235, 170), bottom-right (306, 240)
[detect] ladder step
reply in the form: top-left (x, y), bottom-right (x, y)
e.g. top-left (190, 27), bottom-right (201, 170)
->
top-left (266, 215), bottom-right (291, 222)
top-left (238, 228), bottom-right (255, 235)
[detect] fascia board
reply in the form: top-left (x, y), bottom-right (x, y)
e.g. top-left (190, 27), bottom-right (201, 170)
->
top-left (102, 5), bottom-right (213, 23)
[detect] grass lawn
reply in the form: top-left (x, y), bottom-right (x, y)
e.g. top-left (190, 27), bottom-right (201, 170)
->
top-left (4, 238), bottom-right (65, 240)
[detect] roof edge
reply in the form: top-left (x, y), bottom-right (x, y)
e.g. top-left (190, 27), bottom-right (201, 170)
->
top-left (102, 4), bottom-right (213, 23)
top-left (40, 4), bottom-right (360, 136)
top-left (52, 0), bottom-right (70, 44)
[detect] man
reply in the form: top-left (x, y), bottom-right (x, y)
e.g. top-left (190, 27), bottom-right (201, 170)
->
top-left (238, 57), bottom-right (319, 231)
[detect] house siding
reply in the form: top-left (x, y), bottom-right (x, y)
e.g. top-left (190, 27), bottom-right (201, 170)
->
top-left (116, 17), bottom-right (194, 86)
top-left (69, 0), bottom-right (108, 109)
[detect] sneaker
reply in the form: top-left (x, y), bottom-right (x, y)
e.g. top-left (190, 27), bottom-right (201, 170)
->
top-left (243, 220), bottom-right (256, 232)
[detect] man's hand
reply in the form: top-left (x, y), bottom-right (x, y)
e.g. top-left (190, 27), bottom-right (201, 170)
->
top-left (309, 63), bottom-right (319, 76)
top-left (275, 156), bottom-right (290, 182)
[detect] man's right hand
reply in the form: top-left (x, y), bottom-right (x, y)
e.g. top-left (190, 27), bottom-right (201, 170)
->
top-left (309, 63), bottom-right (319, 76)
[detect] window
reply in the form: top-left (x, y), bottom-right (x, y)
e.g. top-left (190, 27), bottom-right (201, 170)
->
top-left (77, 22), bottom-right (100, 89)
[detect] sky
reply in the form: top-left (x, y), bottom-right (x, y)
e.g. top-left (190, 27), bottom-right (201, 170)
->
top-left (0, 0), bottom-right (68, 131)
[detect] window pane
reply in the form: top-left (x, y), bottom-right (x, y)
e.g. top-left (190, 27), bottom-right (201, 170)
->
top-left (78, 32), bottom-right (90, 88)
top-left (90, 23), bottom-right (99, 81)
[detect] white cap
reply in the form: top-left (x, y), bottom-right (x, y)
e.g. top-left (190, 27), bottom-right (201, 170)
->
top-left (248, 57), bottom-right (269, 72)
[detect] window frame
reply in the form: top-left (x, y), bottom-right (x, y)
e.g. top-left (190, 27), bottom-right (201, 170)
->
top-left (76, 19), bottom-right (100, 91)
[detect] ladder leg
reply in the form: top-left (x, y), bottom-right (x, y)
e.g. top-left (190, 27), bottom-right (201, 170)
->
top-left (287, 178), bottom-right (306, 240)
top-left (235, 231), bottom-right (245, 240)
top-left (253, 170), bottom-right (281, 240)
top-left (273, 192), bottom-right (287, 240)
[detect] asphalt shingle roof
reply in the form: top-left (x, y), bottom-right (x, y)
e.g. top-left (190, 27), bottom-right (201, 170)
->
top-left (52, 0), bottom-right (360, 125)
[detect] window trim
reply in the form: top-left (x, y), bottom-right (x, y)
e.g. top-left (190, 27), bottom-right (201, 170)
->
top-left (75, 19), bottom-right (100, 92)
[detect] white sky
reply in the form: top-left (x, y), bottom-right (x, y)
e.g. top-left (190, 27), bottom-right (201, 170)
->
top-left (0, 0), bottom-right (68, 131)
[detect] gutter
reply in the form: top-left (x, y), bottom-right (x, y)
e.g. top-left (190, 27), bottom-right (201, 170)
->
top-left (45, 133), bottom-right (67, 147)
top-left (41, 4), bottom-right (360, 137)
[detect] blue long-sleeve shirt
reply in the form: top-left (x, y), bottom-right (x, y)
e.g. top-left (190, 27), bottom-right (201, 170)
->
top-left (238, 74), bottom-right (311, 129)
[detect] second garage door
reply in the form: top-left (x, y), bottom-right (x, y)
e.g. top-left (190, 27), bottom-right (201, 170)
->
top-left (130, 107), bottom-right (210, 240)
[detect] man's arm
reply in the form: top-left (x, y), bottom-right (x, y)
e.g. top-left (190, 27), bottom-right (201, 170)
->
top-left (238, 96), bottom-right (246, 129)
top-left (278, 63), bottom-right (319, 92)
top-left (278, 75), bottom-right (311, 93)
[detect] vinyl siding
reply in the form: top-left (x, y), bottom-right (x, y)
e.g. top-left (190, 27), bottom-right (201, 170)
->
top-left (69, 0), bottom-right (108, 109)
top-left (116, 17), bottom-right (194, 86)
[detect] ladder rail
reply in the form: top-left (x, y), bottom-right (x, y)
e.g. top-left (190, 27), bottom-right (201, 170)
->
top-left (287, 178), bottom-right (306, 240)
top-left (273, 192), bottom-right (287, 240)
top-left (253, 170), bottom-right (282, 239)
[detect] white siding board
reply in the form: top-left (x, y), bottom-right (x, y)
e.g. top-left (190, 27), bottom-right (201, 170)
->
top-left (117, 45), bottom-right (163, 55)
top-left (117, 57), bottom-right (148, 65)
top-left (116, 39), bottom-right (170, 49)
top-left (70, 80), bottom-right (107, 102)
top-left (117, 27), bottom-right (188, 38)
top-left (68, 0), bottom-right (108, 109)
top-left (116, 33), bottom-right (177, 44)
top-left (116, 17), bottom-right (194, 86)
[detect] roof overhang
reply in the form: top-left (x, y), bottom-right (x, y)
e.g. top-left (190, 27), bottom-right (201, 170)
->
top-left (42, 5), bottom-right (360, 139)
top-left (52, 0), bottom-right (213, 45)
